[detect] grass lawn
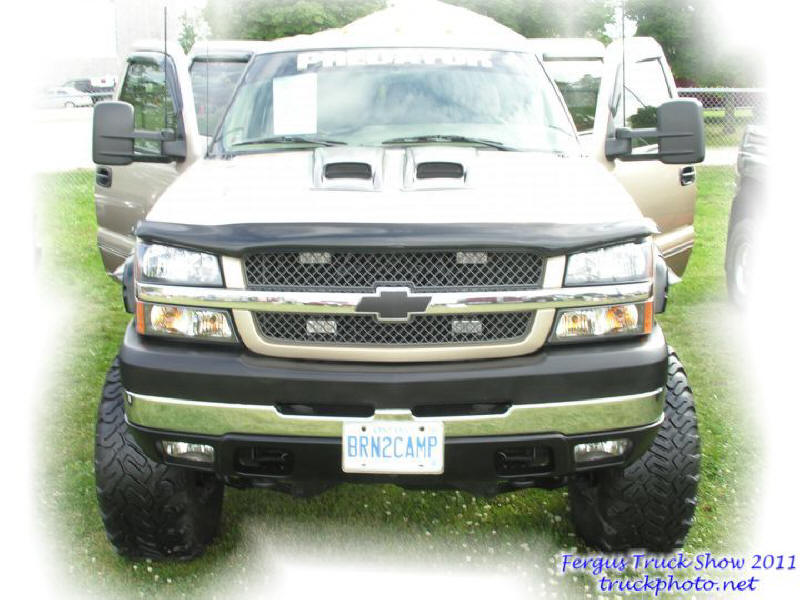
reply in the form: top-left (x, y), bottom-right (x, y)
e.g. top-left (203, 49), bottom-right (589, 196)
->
top-left (36, 166), bottom-right (754, 597)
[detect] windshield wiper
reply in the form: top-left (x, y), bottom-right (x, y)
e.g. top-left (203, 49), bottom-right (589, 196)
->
top-left (230, 135), bottom-right (346, 148)
top-left (381, 134), bottom-right (513, 150)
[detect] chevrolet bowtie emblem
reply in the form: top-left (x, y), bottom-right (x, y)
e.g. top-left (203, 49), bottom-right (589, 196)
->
top-left (355, 288), bottom-right (432, 321)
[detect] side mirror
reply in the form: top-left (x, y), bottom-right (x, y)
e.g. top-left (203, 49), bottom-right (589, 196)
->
top-left (606, 99), bottom-right (705, 164)
top-left (92, 101), bottom-right (186, 166)
top-left (93, 102), bottom-right (135, 166)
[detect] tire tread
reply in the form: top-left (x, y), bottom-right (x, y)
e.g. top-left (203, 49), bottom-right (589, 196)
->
top-left (94, 357), bottom-right (223, 560)
top-left (568, 347), bottom-right (700, 551)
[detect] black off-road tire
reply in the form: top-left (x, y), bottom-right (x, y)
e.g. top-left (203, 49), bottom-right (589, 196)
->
top-left (94, 357), bottom-right (224, 560)
top-left (568, 348), bottom-right (700, 551)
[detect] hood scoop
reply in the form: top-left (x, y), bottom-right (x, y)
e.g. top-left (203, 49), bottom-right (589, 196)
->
top-left (404, 147), bottom-right (475, 190)
top-left (324, 162), bottom-right (373, 180)
top-left (313, 147), bottom-right (383, 190)
top-left (416, 161), bottom-right (465, 180)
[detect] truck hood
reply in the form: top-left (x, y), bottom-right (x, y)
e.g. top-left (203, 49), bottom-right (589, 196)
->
top-left (146, 148), bottom-right (644, 227)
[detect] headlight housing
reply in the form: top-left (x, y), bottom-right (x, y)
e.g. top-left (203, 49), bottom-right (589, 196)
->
top-left (137, 243), bottom-right (223, 287)
top-left (564, 242), bottom-right (652, 286)
top-left (551, 302), bottom-right (653, 343)
top-left (136, 302), bottom-right (236, 343)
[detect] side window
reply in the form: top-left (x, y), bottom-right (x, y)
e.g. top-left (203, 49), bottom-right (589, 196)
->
top-left (190, 59), bottom-right (248, 137)
top-left (118, 56), bottom-right (178, 155)
top-left (613, 58), bottom-right (671, 147)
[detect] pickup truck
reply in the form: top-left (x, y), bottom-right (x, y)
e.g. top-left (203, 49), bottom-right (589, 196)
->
top-left (91, 2), bottom-right (704, 559)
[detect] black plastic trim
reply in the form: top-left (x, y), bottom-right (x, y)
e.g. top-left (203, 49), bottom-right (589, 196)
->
top-left (654, 254), bottom-right (669, 313)
top-left (122, 257), bottom-right (135, 314)
top-left (95, 167), bottom-right (112, 187)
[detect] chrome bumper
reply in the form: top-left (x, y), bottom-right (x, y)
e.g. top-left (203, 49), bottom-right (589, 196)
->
top-left (124, 388), bottom-right (664, 438)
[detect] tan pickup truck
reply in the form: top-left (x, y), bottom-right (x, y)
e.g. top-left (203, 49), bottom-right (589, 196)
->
top-left (90, 2), bottom-right (705, 560)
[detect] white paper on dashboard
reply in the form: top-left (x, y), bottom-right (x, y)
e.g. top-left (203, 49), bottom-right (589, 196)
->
top-left (272, 72), bottom-right (318, 135)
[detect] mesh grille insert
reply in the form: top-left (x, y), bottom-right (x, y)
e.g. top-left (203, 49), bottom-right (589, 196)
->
top-left (253, 312), bottom-right (534, 346)
top-left (244, 250), bottom-right (544, 292)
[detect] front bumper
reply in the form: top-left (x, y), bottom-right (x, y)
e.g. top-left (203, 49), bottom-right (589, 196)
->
top-left (129, 422), bottom-right (662, 497)
top-left (120, 323), bottom-right (668, 494)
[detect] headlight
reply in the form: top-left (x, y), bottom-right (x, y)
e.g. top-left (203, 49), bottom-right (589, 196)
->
top-left (551, 302), bottom-right (653, 343)
top-left (137, 243), bottom-right (222, 286)
top-left (136, 302), bottom-right (236, 343)
top-left (564, 242), bottom-right (652, 286)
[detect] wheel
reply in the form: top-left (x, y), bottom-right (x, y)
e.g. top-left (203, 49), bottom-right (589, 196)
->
top-left (726, 217), bottom-right (754, 308)
top-left (568, 348), bottom-right (700, 551)
top-left (94, 357), bottom-right (224, 560)
top-left (64, 101), bottom-right (75, 108)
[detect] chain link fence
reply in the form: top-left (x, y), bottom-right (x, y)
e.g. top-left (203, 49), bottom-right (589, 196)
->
top-left (677, 87), bottom-right (767, 149)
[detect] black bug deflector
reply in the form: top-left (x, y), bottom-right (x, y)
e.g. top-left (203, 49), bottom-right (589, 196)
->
top-left (135, 220), bottom-right (659, 257)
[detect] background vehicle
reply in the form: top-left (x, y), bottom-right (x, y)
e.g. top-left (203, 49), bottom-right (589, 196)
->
top-left (36, 86), bottom-right (94, 109)
top-left (91, 2), bottom-right (704, 559)
top-left (63, 76), bottom-right (117, 104)
top-left (726, 125), bottom-right (767, 306)
top-left (531, 37), bottom-right (699, 278)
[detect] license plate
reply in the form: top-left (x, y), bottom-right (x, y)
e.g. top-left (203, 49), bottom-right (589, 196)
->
top-left (342, 421), bottom-right (444, 474)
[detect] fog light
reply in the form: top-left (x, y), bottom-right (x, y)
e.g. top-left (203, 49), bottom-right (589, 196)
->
top-left (452, 318), bottom-right (483, 335)
top-left (306, 318), bottom-right (337, 335)
top-left (574, 439), bottom-right (632, 463)
top-left (161, 441), bottom-right (215, 464)
top-left (298, 251), bottom-right (331, 264)
top-left (456, 251), bottom-right (488, 265)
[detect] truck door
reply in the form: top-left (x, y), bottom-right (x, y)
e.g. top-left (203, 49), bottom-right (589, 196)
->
top-left (591, 38), bottom-right (698, 276)
top-left (94, 42), bottom-right (202, 277)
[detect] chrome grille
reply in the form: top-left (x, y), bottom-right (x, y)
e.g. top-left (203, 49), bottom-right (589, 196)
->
top-left (253, 312), bottom-right (534, 346)
top-left (243, 250), bottom-right (544, 292)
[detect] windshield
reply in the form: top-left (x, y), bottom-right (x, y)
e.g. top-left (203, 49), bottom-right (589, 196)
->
top-left (541, 58), bottom-right (603, 133)
top-left (190, 59), bottom-right (249, 137)
top-left (212, 48), bottom-right (578, 155)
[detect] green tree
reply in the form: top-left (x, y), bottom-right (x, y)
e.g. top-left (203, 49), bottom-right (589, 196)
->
top-left (204, 0), bottom-right (614, 42)
top-left (178, 11), bottom-right (198, 54)
top-left (626, 0), bottom-right (762, 86)
top-left (445, 0), bottom-right (615, 41)
top-left (204, 0), bottom-right (386, 40)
